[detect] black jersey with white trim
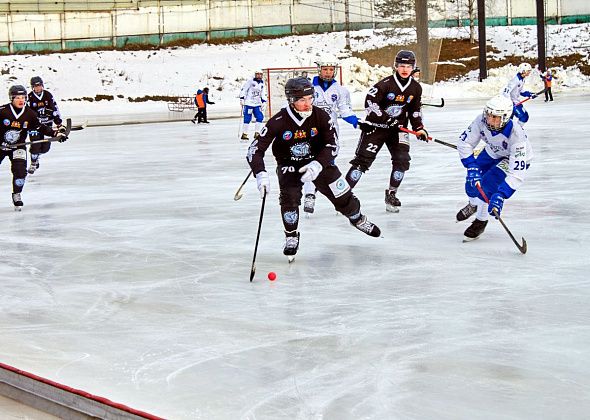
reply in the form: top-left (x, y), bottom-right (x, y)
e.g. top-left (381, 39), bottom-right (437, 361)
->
top-left (27, 90), bottom-right (62, 126)
top-left (364, 73), bottom-right (424, 130)
top-left (0, 104), bottom-right (54, 150)
top-left (247, 105), bottom-right (338, 175)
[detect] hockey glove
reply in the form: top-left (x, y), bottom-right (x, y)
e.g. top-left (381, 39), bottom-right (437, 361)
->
top-left (415, 127), bottom-right (429, 142)
top-left (54, 125), bottom-right (68, 143)
top-left (299, 160), bottom-right (322, 183)
top-left (488, 192), bottom-right (505, 218)
top-left (521, 91), bottom-right (533, 98)
top-left (255, 171), bottom-right (270, 198)
top-left (343, 115), bottom-right (359, 128)
top-left (465, 166), bottom-right (482, 188)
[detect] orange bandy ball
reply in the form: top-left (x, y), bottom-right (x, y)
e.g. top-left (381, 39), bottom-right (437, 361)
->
top-left (268, 272), bottom-right (277, 281)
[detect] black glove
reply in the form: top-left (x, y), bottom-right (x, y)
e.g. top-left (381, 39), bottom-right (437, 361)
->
top-left (415, 127), bottom-right (429, 142)
top-left (209, 102), bottom-right (215, 105)
top-left (54, 125), bottom-right (68, 142)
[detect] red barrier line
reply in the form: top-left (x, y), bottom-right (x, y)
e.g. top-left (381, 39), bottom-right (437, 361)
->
top-left (0, 362), bottom-right (165, 419)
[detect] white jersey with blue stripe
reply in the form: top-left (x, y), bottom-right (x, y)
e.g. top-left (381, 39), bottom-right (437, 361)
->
top-left (312, 76), bottom-right (354, 128)
top-left (240, 78), bottom-right (267, 107)
top-left (458, 115), bottom-right (533, 192)
top-left (502, 73), bottom-right (527, 105)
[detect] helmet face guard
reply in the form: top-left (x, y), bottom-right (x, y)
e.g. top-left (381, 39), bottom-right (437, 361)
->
top-left (484, 95), bottom-right (513, 131)
top-left (315, 59), bottom-right (339, 81)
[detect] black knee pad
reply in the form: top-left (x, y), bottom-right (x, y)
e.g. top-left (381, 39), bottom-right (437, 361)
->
top-left (279, 188), bottom-right (302, 207)
top-left (392, 146), bottom-right (411, 172)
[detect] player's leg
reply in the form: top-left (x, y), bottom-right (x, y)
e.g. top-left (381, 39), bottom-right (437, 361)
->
top-left (277, 164), bottom-right (304, 256)
top-left (253, 106), bottom-right (264, 139)
top-left (315, 165), bottom-right (380, 237)
top-left (384, 131), bottom-right (411, 212)
top-left (9, 149), bottom-right (27, 211)
top-left (345, 129), bottom-right (387, 189)
top-left (241, 106), bottom-right (253, 140)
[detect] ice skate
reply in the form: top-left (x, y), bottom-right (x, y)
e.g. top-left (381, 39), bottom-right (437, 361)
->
top-left (385, 189), bottom-right (401, 213)
top-left (190, 119), bottom-right (196, 124)
top-left (240, 133), bottom-right (249, 141)
top-left (303, 193), bottom-right (316, 215)
top-left (254, 132), bottom-right (261, 140)
top-left (463, 219), bottom-right (488, 242)
top-left (456, 203), bottom-right (477, 222)
top-left (283, 231), bottom-right (300, 262)
top-left (27, 161), bottom-right (39, 175)
top-left (12, 193), bottom-right (23, 212)
top-left (351, 215), bottom-right (381, 237)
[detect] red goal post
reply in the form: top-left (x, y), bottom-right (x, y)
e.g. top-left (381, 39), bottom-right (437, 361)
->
top-left (263, 66), bottom-right (343, 116)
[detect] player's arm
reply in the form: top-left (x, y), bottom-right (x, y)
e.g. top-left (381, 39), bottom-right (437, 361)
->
top-left (246, 120), bottom-right (276, 174)
top-left (50, 94), bottom-right (63, 125)
top-left (457, 118), bottom-right (484, 167)
top-left (407, 84), bottom-right (428, 140)
top-left (338, 87), bottom-right (358, 128)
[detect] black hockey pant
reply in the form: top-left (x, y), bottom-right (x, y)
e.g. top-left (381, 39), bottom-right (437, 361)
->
top-left (0, 148), bottom-right (28, 193)
top-left (276, 163), bottom-right (361, 233)
top-left (346, 127), bottom-right (411, 189)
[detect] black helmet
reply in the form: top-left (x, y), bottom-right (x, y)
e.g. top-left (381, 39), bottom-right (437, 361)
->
top-left (30, 76), bottom-right (44, 87)
top-left (9, 85), bottom-right (27, 100)
top-left (285, 77), bottom-right (314, 103)
top-left (394, 50), bottom-right (416, 67)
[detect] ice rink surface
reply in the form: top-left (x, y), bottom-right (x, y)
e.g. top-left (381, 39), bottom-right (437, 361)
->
top-left (1, 95), bottom-right (589, 419)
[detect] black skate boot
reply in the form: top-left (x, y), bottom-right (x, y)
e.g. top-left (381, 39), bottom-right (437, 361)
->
top-left (350, 215), bottom-right (381, 237)
top-left (240, 133), bottom-right (249, 141)
top-left (283, 231), bottom-right (300, 262)
top-left (385, 189), bottom-right (401, 213)
top-left (456, 203), bottom-right (477, 222)
top-left (12, 193), bottom-right (23, 212)
top-left (303, 194), bottom-right (316, 214)
top-left (27, 160), bottom-right (39, 175)
top-left (463, 219), bottom-right (488, 242)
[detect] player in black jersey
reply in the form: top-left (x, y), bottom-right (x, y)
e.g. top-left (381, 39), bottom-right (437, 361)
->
top-left (345, 50), bottom-right (429, 213)
top-left (247, 77), bottom-right (381, 259)
top-left (0, 85), bottom-right (67, 210)
top-left (27, 76), bottom-right (63, 174)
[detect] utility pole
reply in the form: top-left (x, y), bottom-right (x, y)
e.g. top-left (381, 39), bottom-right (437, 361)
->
top-left (477, 0), bottom-right (487, 81)
top-left (415, 0), bottom-right (429, 82)
top-left (345, 0), bottom-right (351, 50)
top-left (536, 0), bottom-right (547, 71)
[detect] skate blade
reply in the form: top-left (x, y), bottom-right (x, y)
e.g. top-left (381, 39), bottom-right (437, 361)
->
top-left (385, 206), bottom-right (400, 213)
top-left (287, 256), bottom-right (295, 263)
top-left (462, 236), bottom-right (481, 243)
top-left (14, 207), bottom-right (22, 212)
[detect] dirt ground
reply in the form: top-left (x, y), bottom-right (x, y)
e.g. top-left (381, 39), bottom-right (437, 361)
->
top-left (353, 38), bottom-right (590, 82)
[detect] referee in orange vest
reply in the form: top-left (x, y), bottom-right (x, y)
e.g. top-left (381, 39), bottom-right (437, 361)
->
top-left (192, 87), bottom-right (215, 123)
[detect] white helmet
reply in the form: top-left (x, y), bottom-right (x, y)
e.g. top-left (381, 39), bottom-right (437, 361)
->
top-left (517, 62), bottom-right (532, 75)
top-left (315, 57), bottom-right (339, 81)
top-left (254, 70), bottom-right (264, 79)
top-left (483, 95), bottom-right (513, 131)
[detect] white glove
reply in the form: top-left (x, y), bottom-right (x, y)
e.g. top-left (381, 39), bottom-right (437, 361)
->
top-left (255, 171), bottom-right (270, 198)
top-left (299, 160), bottom-right (322, 183)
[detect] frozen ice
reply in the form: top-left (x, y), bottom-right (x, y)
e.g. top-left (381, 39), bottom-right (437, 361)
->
top-left (1, 95), bottom-right (589, 419)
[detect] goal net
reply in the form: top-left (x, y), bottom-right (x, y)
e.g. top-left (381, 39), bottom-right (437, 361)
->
top-left (263, 66), bottom-right (343, 116)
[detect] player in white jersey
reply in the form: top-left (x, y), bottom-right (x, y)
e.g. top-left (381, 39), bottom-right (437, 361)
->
top-left (456, 95), bottom-right (533, 241)
top-left (502, 62), bottom-right (536, 125)
top-left (303, 58), bottom-right (359, 214)
top-left (239, 71), bottom-right (267, 141)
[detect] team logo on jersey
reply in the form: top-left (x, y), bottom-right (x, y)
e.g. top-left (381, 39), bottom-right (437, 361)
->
top-left (283, 131), bottom-right (293, 140)
top-left (331, 94), bottom-right (338, 102)
top-left (395, 95), bottom-right (405, 102)
top-left (31, 103), bottom-right (37, 107)
top-left (290, 142), bottom-right (310, 158)
top-left (515, 147), bottom-right (525, 158)
top-left (283, 210), bottom-right (298, 225)
top-left (365, 100), bottom-right (382, 117)
top-left (2, 119), bottom-right (9, 126)
top-left (4, 130), bottom-right (20, 143)
top-left (502, 141), bottom-right (508, 150)
top-left (387, 93), bottom-right (396, 100)
top-left (246, 140), bottom-right (258, 163)
top-left (294, 130), bottom-right (306, 139)
top-left (385, 105), bottom-right (404, 118)
top-left (11, 121), bottom-right (21, 128)
top-left (310, 127), bottom-right (318, 137)
top-left (23, 122), bottom-right (28, 128)
top-left (407, 95), bottom-right (414, 103)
